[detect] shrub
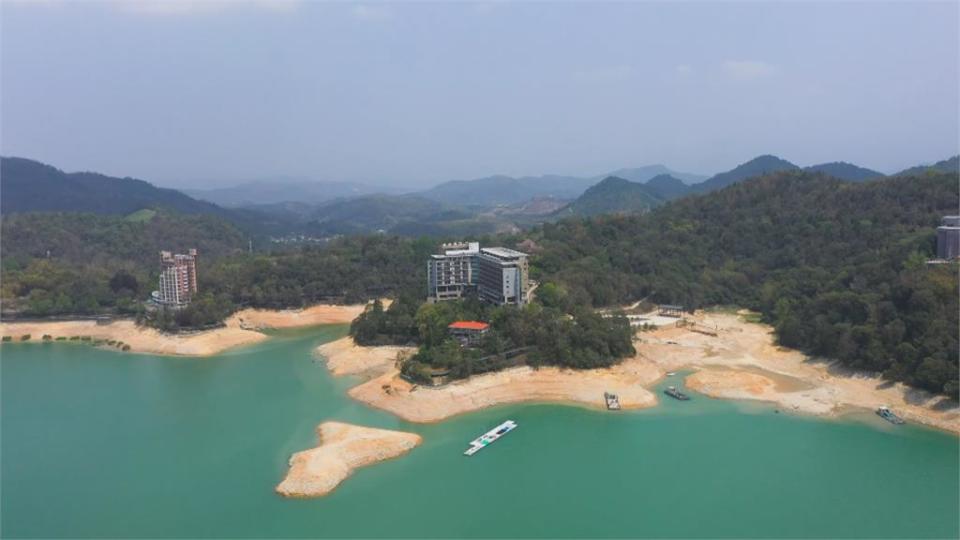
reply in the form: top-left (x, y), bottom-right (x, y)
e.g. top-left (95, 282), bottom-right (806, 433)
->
top-left (42, 334), bottom-right (52, 341)
top-left (20, 334), bottom-right (31, 341)
top-left (1, 336), bottom-right (11, 342)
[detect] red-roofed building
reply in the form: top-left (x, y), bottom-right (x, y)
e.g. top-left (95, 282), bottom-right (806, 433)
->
top-left (448, 321), bottom-right (490, 346)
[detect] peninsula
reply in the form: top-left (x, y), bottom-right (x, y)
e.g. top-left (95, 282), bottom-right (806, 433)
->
top-left (317, 311), bottom-right (960, 433)
top-left (275, 422), bottom-right (422, 498)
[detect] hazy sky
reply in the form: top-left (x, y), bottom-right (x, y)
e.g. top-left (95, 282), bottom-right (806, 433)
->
top-left (2, 1), bottom-right (958, 188)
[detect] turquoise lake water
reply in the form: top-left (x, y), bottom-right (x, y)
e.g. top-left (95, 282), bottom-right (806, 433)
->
top-left (2, 326), bottom-right (958, 538)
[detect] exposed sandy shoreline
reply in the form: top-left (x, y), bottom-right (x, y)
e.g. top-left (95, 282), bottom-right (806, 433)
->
top-left (315, 336), bottom-right (416, 377)
top-left (0, 303), bottom-right (368, 357)
top-left (316, 336), bottom-right (662, 422)
top-left (640, 311), bottom-right (960, 434)
top-left (319, 310), bottom-right (959, 434)
top-left (276, 422), bottom-right (421, 498)
top-left (350, 361), bottom-right (661, 423)
top-left (229, 304), bottom-right (369, 330)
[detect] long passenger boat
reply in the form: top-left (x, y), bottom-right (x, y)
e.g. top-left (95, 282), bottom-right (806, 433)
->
top-left (464, 420), bottom-right (518, 456)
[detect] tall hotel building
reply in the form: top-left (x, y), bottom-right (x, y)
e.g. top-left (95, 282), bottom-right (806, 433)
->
top-left (158, 249), bottom-right (199, 307)
top-left (427, 242), bottom-right (529, 306)
top-left (477, 247), bottom-right (529, 306)
top-left (427, 242), bottom-right (480, 302)
top-left (937, 216), bottom-right (960, 260)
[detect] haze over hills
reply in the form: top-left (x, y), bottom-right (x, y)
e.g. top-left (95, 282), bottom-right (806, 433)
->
top-left (184, 178), bottom-right (399, 207)
top-left (274, 194), bottom-right (473, 236)
top-left (414, 165), bottom-right (706, 207)
top-left (4, 154), bottom-right (956, 239)
top-left (157, 155), bottom-right (913, 216)
top-left (596, 166), bottom-right (706, 185)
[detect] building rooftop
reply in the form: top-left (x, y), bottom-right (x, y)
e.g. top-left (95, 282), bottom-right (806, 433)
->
top-left (448, 321), bottom-right (490, 331)
top-left (480, 247), bottom-right (528, 259)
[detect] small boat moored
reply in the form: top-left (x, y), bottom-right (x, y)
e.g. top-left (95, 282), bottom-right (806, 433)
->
top-left (604, 392), bottom-right (621, 410)
top-left (664, 385), bottom-right (691, 401)
top-left (876, 406), bottom-right (905, 425)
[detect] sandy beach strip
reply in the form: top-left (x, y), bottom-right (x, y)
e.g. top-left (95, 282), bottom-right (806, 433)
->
top-left (346, 357), bottom-right (663, 423)
top-left (315, 336), bottom-right (416, 377)
top-left (228, 303), bottom-right (372, 330)
top-left (637, 311), bottom-right (960, 434)
top-left (0, 302), bottom-right (372, 357)
top-left (276, 422), bottom-right (422, 498)
top-left (0, 319), bottom-right (268, 356)
top-left (320, 309), bottom-right (958, 433)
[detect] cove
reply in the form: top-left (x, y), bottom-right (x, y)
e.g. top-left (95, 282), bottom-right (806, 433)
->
top-left (2, 326), bottom-right (957, 538)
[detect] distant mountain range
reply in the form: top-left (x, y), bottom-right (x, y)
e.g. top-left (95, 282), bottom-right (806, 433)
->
top-left (4, 154), bottom-right (956, 238)
top-left (553, 155), bottom-right (904, 218)
top-left (274, 194), bottom-right (472, 235)
top-left (416, 165), bottom-right (706, 207)
top-left (184, 178), bottom-right (398, 207)
top-left (0, 157), bottom-right (250, 221)
top-left (596, 165), bottom-right (707, 185)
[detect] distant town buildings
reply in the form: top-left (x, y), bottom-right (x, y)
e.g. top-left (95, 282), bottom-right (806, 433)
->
top-left (427, 242), bottom-right (529, 306)
top-left (155, 249), bottom-right (198, 307)
top-left (936, 216), bottom-right (960, 260)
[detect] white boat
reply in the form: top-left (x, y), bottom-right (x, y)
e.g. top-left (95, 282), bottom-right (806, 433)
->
top-left (464, 420), bottom-right (517, 456)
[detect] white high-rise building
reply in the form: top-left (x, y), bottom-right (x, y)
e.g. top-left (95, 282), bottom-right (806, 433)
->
top-left (157, 249), bottom-right (198, 307)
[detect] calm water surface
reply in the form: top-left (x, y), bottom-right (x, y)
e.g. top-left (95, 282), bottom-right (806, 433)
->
top-left (2, 326), bottom-right (958, 538)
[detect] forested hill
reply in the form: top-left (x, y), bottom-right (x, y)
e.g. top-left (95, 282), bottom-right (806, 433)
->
top-left (0, 157), bottom-right (235, 217)
top-left (803, 161), bottom-right (885, 181)
top-left (530, 170), bottom-right (959, 397)
top-left (894, 155), bottom-right (959, 176)
top-left (690, 154), bottom-right (799, 193)
top-left (553, 176), bottom-right (664, 217)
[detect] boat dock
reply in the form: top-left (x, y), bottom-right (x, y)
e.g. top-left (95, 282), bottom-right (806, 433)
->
top-left (464, 420), bottom-right (517, 456)
top-left (604, 392), bottom-right (621, 410)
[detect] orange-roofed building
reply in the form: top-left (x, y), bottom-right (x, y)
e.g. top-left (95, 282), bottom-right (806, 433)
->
top-left (448, 321), bottom-right (490, 346)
